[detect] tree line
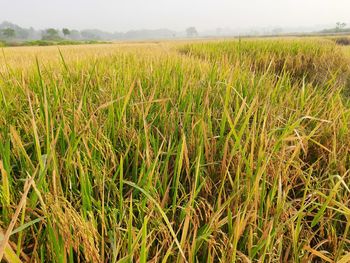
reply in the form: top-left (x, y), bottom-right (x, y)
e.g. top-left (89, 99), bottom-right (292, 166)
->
top-left (0, 21), bottom-right (200, 42)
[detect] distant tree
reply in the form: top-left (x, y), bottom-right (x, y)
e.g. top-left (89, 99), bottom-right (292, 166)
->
top-left (69, 30), bottom-right (82, 40)
top-left (81, 30), bottom-right (99, 40)
top-left (62, 28), bottom-right (71, 37)
top-left (186, 27), bottom-right (198, 38)
top-left (272, 27), bottom-right (283, 35)
top-left (336, 22), bottom-right (347, 32)
top-left (2, 28), bottom-right (15, 39)
top-left (42, 28), bottom-right (60, 40)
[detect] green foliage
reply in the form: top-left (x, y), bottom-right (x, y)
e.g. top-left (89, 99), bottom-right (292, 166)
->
top-left (62, 28), bottom-right (71, 37)
top-left (42, 28), bottom-right (61, 41)
top-left (5, 40), bottom-right (110, 47)
top-left (1, 28), bottom-right (16, 39)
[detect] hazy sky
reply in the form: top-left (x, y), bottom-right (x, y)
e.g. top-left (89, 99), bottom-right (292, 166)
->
top-left (1, 0), bottom-right (349, 31)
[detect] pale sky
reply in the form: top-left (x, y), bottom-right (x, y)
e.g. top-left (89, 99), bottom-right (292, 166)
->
top-left (0, 0), bottom-right (349, 31)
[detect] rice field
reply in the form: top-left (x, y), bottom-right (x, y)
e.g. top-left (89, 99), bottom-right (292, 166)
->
top-left (0, 38), bottom-right (350, 262)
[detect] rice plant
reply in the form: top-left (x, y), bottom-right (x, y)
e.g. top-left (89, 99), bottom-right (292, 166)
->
top-left (0, 39), bottom-right (350, 262)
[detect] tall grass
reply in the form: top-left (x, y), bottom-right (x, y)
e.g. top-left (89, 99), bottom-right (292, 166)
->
top-left (0, 39), bottom-right (350, 262)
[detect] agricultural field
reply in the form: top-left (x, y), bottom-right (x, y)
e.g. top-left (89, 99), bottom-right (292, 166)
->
top-left (0, 38), bottom-right (350, 262)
